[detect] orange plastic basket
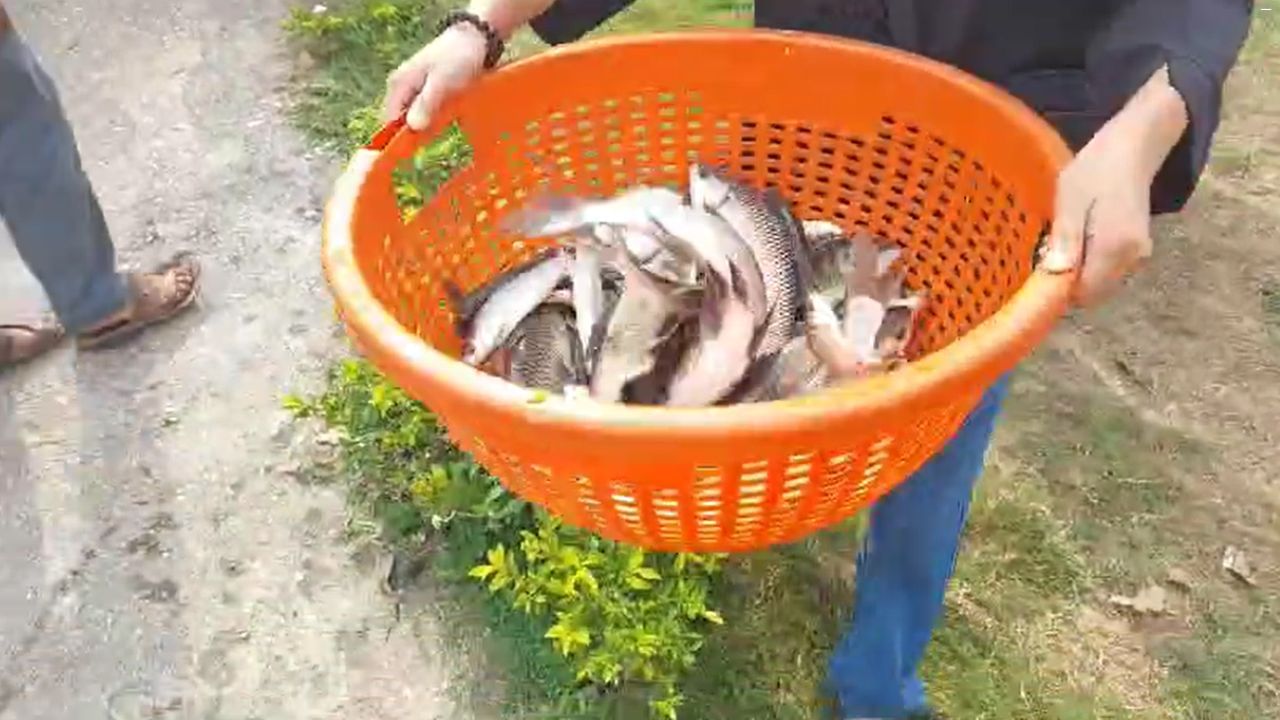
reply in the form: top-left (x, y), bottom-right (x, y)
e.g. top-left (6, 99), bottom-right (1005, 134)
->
top-left (322, 30), bottom-right (1074, 553)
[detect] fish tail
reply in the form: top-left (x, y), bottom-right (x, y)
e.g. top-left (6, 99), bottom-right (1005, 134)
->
top-left (567, 321), bottom-right (590, 386)
top-left (443, 280), bottom-right (471, 335)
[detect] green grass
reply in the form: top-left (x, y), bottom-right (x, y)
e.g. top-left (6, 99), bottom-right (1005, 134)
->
top-left (594, 0), bottom-right (751, 35)
top-left (1160, 607), bottom-right (1280, 719)
top-left (285, 0), bottom-right (451, 152)
top-left (1262, 281), bottom-right (1280, 329)
top-left (1243, 0), bottom-right (1280, 62)
top-left (286, 1), bottom-right (1280, 718)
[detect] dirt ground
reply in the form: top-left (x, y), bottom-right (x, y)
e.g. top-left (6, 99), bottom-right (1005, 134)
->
top-left (0, 2), bottom-right (457, 718)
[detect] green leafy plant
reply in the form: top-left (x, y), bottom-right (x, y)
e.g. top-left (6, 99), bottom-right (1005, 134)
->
top-left (287, 359), bottom-right (724, 718)
top-left (285, 360), bottom-right (531, 545)
top-left (284, 0), bottom-right (450, 152)
top-left (472, 513), bottom-right (726, 718)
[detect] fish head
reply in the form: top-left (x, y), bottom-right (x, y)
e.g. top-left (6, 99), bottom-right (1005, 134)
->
top-left (688, 163), bottom-right (733, 212)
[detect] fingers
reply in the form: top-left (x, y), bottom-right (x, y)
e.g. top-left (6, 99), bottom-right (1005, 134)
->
top-left (383, 66), bottom-right (422, 123)
top-left (1043, 184), bottom-right (1090, 274)
top-left (406, 70), bottom-right (454, 131)
top-left (384, 43), bottom-right (436, 123)
top-left (1073, 219), bottom-right (1149, 307)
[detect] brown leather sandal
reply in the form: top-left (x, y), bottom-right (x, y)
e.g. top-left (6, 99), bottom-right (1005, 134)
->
top-left (77, 253), bottom-right (202, 350)
top-left (0, 321), bottom-right (66, 369)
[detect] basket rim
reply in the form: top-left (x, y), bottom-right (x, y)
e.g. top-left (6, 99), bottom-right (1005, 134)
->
top-left (322, 29), bottom-right (1077, 438)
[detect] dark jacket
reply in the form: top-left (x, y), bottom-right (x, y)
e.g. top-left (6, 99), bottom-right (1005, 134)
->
top-left (530, 0), bottom-right (1253, 214)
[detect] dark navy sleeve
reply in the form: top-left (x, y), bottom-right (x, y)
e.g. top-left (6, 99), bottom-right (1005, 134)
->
top-left (1088, 0), bottom-right (1253, 213)
top-left (529, 0), bottom-right (639, 44)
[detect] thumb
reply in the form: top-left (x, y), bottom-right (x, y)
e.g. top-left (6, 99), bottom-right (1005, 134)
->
top-left (1042, 196), bottom-right (1092, 274)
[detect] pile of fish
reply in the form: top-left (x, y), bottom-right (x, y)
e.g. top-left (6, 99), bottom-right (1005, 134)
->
top-left (445, 163), bottom-right (927, 406)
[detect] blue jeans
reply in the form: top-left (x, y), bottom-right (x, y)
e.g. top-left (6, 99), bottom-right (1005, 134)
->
top-left (0, 28), bottom-right (127, 333)
top-left (828, 376), bottom-right (1011, 718)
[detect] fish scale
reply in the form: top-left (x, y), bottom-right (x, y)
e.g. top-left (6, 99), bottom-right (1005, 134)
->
top-left (508, 303), bottom-right (585, 393)
top-left (695, 167), bottom-right (808, 359)
top-left (730, 333), bottom-right (830, 403)
top-left (734, 185), bottom-right (807, 357)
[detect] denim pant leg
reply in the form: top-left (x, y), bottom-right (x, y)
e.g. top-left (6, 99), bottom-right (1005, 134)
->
top-left (828, 375), bottom-right (1012, 718)
top-left (0, 29), bottom-right (126, 333)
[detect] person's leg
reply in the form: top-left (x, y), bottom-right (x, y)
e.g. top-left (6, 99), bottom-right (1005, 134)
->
top-left (0, 28), bottom-right (200, 367)
top-left (828, 375), bottom-right (1012, 719)
top-left (0, 28), bottom-right (128, 334)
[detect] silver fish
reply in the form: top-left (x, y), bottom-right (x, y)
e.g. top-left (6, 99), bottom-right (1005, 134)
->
top-left (843, 295), bottom-right (887, 364)
top-left (447, 249), bottom-right (571, 366)
top-left (571, 237), bottom-right (605, 363)
top-left (731, 332), bottom-right (830, 403)
top-left (622, 315), bottom-right (699, 405)
top-left (840, 233), bottom-right (904, 300)
top-left (500, 186), bottom-right (686, 239)
top-left (809, 237), bottom-right (855, 305)
top-left (590, 238), bottom-right (699, 403)
top-left (643, 203), bottom-right (770, 407)
top-left (876, 292), bottom-right (927, 360)
top-left (644, 203), bottom-right (767, 319)
top-left (506, 300), bottom-right (587, 394)
top-left (584, 266), bottom-right (625, 377)
top-left (664, 275), bottom-right (760, 407)
top-left (810, 229), bottom-right (902, 307)
top-left (801, 219), bottom-right (846, 245)
top-left (806, 293), bottom-right (875, 380)
top-left (840, 233), bottom-right (905, 352)
top-left (690, 164), bottom-right (810, 358)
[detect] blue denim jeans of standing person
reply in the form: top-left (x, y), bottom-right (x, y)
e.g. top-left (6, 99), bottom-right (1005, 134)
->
top-left (0, 25), bottom-right (128, 333)
top-left (828, 375), bottom-right (1012, 719)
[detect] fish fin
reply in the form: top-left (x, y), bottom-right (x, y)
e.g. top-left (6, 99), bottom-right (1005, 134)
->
top-left (567, 327), bottom-right (590, 386)
top-left (761, 186), bottom-right (795, 216)
top-left (443, 280), bottom-right (467, 315)
top-left (722, 352), bottom-right (780, 404)
top-left (791, 233), bottom-right (817, 307)
top-left (845, 232), bottom-right (883, 297)
top-left (544, 287), bottom-right (575, 308)
top-left (726, 261), bottom-right (753, 305)
top-left (876, 246), bottom-right (904, 277)
top-left (483, 346), bottom-right (514, 379)
top-left (601, 264), bottom-right (626, 291)
top-left (443, 279), bottom-right (479, 338)
top-left (584, 289), bottom-right (621, 378)
top-left (806, 292), bottom-right (841, 328)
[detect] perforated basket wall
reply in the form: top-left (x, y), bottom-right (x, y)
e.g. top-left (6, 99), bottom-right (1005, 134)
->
top-left (322, 31), bottom-right (1073, 552)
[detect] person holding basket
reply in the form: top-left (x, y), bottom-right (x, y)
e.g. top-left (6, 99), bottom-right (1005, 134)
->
top-left (385, 1), bottom-right (1251, 717)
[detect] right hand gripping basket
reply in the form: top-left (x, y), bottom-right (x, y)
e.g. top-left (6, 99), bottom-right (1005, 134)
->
top-left (322, 30), bottom-right (1075, 553)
